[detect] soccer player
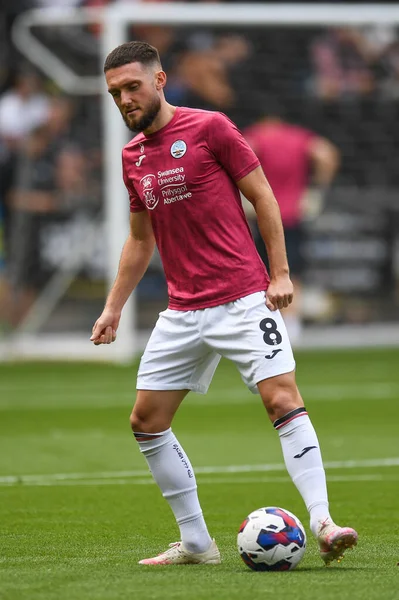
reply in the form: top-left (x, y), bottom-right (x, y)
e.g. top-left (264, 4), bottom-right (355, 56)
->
top-left (91, 41), bottom-right (357, 566)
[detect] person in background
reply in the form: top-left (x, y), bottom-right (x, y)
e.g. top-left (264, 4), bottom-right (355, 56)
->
top-left (178, 32), bottom-right (253, 117)
top-left (244, 108), bottom-right (340, 345)
top-left (309, 27), bottom-right (375, 101)
top-left (0, 69), bottom-right (50, 151)
top-left (4, 125), bottom-right (57, 326)
top-left (0, 69), bottom-right (50, 320)
top-left (2, 95), bottom-right (88, 327)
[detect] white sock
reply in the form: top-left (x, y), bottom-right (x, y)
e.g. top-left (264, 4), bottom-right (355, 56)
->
top-left (134, 428), bottom-right (212, 553)
top-left (274, 407), bottom-right (332, 536)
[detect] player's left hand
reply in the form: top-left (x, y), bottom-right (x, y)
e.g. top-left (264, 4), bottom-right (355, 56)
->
top-left (265, 275), bottom-right (294, 311)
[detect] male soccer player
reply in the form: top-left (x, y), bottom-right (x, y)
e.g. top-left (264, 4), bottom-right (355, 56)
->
top-left (91, 41), bottom-right (357, 566)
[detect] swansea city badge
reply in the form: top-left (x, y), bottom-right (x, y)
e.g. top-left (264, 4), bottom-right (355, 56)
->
top-left (170, 140), bottom-right (187, 159)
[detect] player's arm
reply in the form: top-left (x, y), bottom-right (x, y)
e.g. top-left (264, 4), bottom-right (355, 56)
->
top-left (90, 210), bottom-right (155, 345)
top-left (309, 136), bottom-right (340, 188)
top-left (302, 137), bottom-right (340, 220)
top-left (238, 166), bottom-right (293, 311)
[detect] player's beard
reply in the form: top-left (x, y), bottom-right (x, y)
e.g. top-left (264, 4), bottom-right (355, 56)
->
top-left (123, 95), bottom-right (161, 133)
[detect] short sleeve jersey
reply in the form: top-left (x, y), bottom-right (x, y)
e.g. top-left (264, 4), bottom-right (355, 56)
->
top-left (122, 107), bottom-right (269, 310)
top-left (244, 122), bottom-right (315, 227)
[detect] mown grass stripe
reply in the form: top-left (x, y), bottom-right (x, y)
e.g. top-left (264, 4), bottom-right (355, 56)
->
top-left (1, 457), bottom-right (398, 486)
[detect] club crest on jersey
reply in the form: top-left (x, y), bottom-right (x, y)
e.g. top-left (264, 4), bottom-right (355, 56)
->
top-left (140, 174), bottom-right (159, 210)
top-left (170, 140), bottom-right (187, 159)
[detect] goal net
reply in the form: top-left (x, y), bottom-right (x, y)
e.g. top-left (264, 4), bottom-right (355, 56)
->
top-left (2, 3), bottom-right (399, 361)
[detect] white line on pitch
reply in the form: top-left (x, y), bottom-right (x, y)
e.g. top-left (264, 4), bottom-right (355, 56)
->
top-left (0, 474), bottom-right (398, 488)
top-left (1, 457), bottom-right (398, 486)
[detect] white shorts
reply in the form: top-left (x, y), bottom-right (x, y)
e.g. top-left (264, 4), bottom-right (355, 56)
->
top-left (137, 291), bottom-right (295, 395)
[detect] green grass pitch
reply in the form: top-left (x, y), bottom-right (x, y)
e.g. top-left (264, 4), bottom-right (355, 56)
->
top-left (1, 348), bottom-right (398, 599)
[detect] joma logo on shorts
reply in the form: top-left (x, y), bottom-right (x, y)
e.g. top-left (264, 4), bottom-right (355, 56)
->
top-left (265, 349), bottom-right (282, 359)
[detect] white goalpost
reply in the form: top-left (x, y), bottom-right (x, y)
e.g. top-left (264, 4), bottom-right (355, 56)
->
top-left (5, 3), bottom-right (399, 362)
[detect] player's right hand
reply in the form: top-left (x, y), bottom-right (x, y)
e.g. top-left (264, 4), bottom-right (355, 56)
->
top-left (90, 309), bottom-right (120, 345)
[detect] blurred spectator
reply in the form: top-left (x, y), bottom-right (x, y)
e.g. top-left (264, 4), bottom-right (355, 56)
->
top-left (46, 96), bottom-right (101, 212)
top-left (129, 25), bottom-right (189, 106)
top-left (361, 25), bottom-right (397, 60)
top-left (0, 69), bottom-right (50, 204)
top-left (244, 109), bottom-right (340, 344)
top-left (45, 95), bottom-right (77, 150)
top-left (1, 93), bottom-right (93, 326)
top-left (0, 70), bottom-right (50, 315)
top-left (309, 27), bottom-right (376, 101)
top-left (178, 39), bottom-right (234, 110)
top-left (4, 125), bottom-right (57, 326)
top-left (377, 35), bottom-right (399, 99)
top-left (353, 25), bottom-right (399, 99)
top-left (56, 144), bottom-right (98, 212)
top-left (177, 32), bottom-right (252, 113)
top-left (0, 70), bottom-right (50, 145)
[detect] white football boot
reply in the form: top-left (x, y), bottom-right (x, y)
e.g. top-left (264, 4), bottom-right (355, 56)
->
top-left (138, 539), bottom-right (221, 565)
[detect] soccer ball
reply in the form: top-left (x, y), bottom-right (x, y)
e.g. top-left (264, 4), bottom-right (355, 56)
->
top-left (237, 506), bottom-right (306, 571)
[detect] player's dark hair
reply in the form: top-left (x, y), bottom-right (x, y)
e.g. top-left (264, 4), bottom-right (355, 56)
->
top-left (104, 41), bottom-right (161, 72)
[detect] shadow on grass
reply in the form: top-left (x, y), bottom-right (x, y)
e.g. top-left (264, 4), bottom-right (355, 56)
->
top-left (236, 566), bottom-right (372, 574)
top-left (136, 564), bottom-right (371, 574)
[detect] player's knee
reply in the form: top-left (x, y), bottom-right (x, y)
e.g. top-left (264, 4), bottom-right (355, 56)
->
top-left (129, 407), bottom-right (168, 433)
top-left (129, 409), bottom-right (150, 433)
top-left (259, 379), bottom-right (302, 422)
top-left (267, 391), bottom-right (300, 421)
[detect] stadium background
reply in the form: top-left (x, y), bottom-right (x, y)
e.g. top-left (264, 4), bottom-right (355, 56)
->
top-left (0, 4), bottom-right (398, 599)
top-left (1, 0), bottom-right (399, 357)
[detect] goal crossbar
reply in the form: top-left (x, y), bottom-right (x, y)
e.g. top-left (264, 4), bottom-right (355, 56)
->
top-left (13, 3), bottom-right (399, 95)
